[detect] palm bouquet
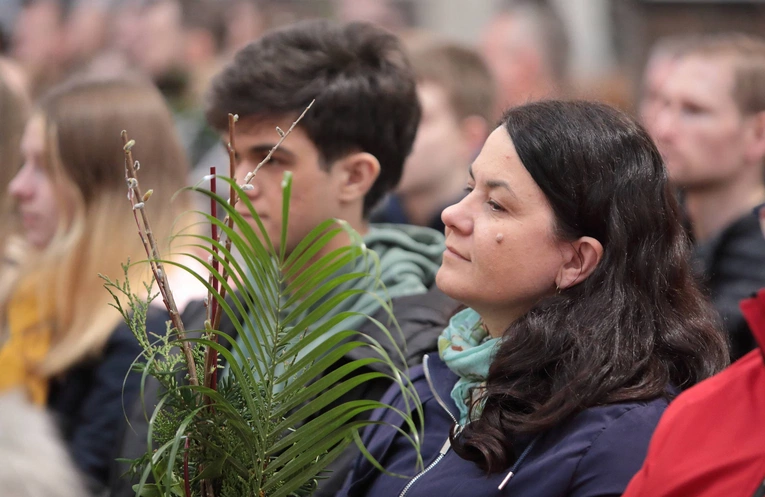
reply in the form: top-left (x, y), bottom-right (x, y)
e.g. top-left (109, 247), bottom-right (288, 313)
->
top-left (103, 106), bottom-right (423, 497)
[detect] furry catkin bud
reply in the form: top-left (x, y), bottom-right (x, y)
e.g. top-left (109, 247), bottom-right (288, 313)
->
top-left (132, 202), bottom-right (145, 210)
top-left (123, 139), bottom-right (135, 151)
top-left (276, 126), bottom-right (285, 137)
top-left (142, 190), bottom-right (153, 202)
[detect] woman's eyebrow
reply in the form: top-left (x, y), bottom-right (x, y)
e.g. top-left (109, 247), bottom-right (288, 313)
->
top-left (469, 163), bottom-right (517, 198)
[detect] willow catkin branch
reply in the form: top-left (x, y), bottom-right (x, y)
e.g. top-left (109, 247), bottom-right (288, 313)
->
top-left (241, 100), bottom-right (315, 186)
top-left (122, 130), bottom-right (199, 387)
top-left (210, 101), bottom-right (314, 331)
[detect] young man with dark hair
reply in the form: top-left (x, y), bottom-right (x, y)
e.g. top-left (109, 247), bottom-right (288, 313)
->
top-left (203, 20), bottom-right (456, 496)
top-left (111, 20), bottom-right (456, 497)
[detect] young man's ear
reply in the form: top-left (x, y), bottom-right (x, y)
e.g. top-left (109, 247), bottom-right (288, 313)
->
top-left (333, 152), bottom-right (381, 203)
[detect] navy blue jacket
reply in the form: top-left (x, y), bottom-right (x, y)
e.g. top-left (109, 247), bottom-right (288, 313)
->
top-left (340, 354), bottom-right (669, 497)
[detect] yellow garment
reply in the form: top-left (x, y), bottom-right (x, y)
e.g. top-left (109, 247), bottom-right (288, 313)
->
top-left (0, 284), bottom-right (51, 405)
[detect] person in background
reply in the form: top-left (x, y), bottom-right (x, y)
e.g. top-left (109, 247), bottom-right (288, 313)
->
top-left (340, 100), bottom-right (728, 497)
top-left (480, 0), bottom-right (569, 111)
top-left (127, 0), bottom-right (228, 176)
top-left (222, 0), bottom-right (267, 55)
top-left (638, 35), bottom-right (693, 137)
top-left (11, 0), bottom-right (68, 97)
top-left (371, 38), bottom-right (496, 233)
top-left (651, 33), bottom-right (765, 360)
top-left (0, 76), bottom-right (193, 493)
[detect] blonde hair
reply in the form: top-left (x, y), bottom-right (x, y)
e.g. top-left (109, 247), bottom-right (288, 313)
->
top-left (17, 77), bottom-right (192, 375)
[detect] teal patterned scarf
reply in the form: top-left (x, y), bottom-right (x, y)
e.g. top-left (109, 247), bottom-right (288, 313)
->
top-left (438, 308), bottom-right (501, 426)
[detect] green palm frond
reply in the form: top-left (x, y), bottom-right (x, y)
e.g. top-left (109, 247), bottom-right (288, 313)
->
top-left (109, 172), bottom-right (424, 497)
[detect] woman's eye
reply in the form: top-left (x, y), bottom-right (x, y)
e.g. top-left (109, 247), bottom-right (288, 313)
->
top-left (487, 200), bottom-right (504, 212)
top-left (464, 185), bottom-right (474, 193)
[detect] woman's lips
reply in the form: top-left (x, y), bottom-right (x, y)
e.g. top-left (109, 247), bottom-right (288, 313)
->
top-left (444, 245), bottom-right (470, 261)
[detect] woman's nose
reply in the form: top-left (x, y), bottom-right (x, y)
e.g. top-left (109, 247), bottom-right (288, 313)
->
top-left (441, 197), bottom-right (473, 235)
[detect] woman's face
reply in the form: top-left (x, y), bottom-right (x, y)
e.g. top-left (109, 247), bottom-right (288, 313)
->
top-left (437, 126), bottom-right (567, 334)
top-left (9, 115), bottom-right (61, 249)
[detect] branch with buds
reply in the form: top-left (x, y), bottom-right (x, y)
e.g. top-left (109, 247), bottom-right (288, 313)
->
top-left (202, 101), bottom-right (315, 394)
top-left (122, 132), bottom-right (200, 387)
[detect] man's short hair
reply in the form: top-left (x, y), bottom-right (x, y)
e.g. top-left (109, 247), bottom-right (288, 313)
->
top-left (678, 32), bottom-right (765, 115)
top-left (206, 19), bottom-right (421, 216)
top-left (406, 38), bottom-right (496, 125)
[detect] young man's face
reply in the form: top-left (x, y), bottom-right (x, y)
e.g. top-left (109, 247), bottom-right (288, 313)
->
top-left (232, 116), bottom-right (344, 256)
top-left (652, 55), bottom-right (759, 191)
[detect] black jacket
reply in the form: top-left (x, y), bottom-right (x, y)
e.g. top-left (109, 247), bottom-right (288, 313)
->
top-left (693, 212), bottom-right (765, 360)
top-left (49, 307), bottom-right (166, 495)
top-left (109, 287), bottom-right (460, 497)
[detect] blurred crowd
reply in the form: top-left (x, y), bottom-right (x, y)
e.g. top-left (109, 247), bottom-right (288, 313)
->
top-left (3, 0), bottom-right (765, 496)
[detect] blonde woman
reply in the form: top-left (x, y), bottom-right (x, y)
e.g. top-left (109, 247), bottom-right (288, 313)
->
top-left (1, 77), bottom-right (193, 491)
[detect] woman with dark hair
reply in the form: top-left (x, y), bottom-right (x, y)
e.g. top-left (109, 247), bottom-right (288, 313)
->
top-left (340, 100), bottom-right (728, 497)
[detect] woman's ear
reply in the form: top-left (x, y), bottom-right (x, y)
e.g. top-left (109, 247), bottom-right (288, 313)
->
top-left (334, 152), bottom-right (381, 204)
top-left (555, 236), bottom-right (603, 290)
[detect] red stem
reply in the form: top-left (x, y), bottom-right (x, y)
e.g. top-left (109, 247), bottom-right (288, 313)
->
top-left (183, 436), bottom-right (191, 497)
top-left (210, 166), bottom-right (219, 322)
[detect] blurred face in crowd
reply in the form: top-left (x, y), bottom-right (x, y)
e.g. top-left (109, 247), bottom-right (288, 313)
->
top-left (9, 116), bottom-right (62, 248)
top-left (396, 81), bottom-right (471, 196)
top-left (232, 117), bottom-right (346, 255)
top-left (652, 55), bottom-right (761, 190)
top-left (481, 13), bottom-right (545, 108)
top-left (12, 0), bottom-right (65, 70)
top-left (437, 127), bottom-right (565, 330)
top-left (130, 1), bottom-right (185, 79)
top-left (639, 53), bottom-right (677, 136)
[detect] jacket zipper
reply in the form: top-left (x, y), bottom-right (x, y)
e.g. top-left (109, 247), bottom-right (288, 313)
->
top-left (398, 355), bottom-right (460, 497)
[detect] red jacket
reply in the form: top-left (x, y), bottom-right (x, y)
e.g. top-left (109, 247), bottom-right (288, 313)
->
top-left (623, 289), bottom-right (765, 497)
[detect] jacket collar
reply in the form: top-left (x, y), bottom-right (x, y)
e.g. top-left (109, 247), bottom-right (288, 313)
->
top-left (422, 354), bottom-right (461, 423)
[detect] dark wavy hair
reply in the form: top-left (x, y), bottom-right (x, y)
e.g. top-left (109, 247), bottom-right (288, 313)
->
top-left (451, 100), bottom-right (729, 473)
